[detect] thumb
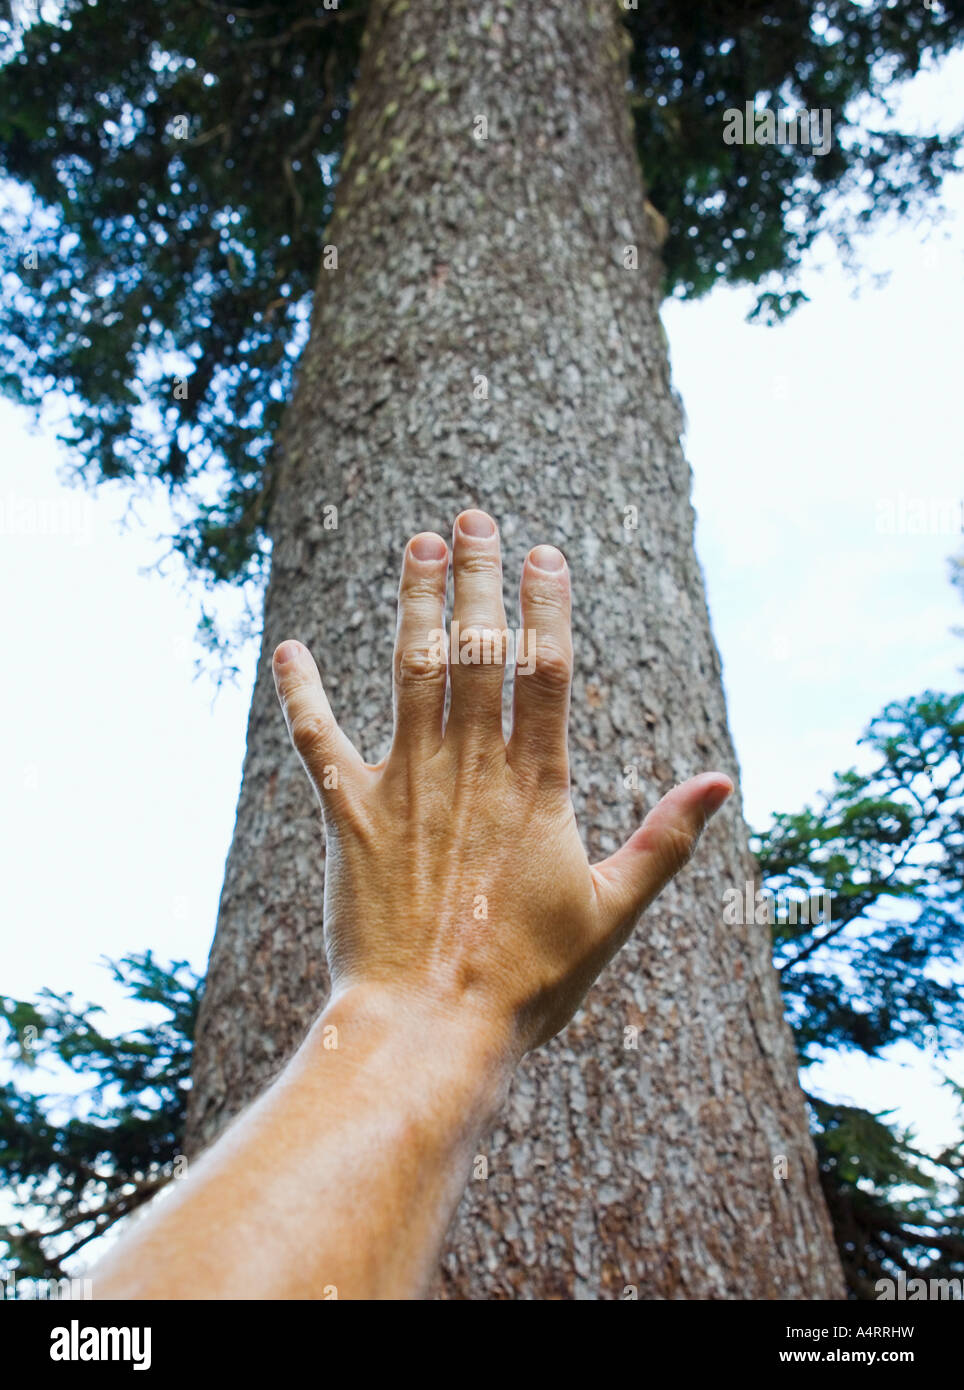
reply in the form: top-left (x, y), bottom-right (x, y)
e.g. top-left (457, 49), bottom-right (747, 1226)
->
top-left (593, 772), bottom-right (733, 935)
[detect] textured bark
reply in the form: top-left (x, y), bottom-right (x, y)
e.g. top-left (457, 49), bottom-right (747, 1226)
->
top-left (185, 0), bottom-right (843, 1299)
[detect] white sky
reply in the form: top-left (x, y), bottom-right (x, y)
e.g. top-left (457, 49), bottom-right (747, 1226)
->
top-left (1, 53), bottom-right (962, 1189)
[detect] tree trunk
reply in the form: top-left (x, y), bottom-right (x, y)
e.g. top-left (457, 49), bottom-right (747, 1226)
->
top-left (185, 0), bottom-right (843, 1300)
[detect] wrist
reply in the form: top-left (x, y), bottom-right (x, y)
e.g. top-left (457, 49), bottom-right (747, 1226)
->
top-left (305, 980), bottom-right (519, 1122)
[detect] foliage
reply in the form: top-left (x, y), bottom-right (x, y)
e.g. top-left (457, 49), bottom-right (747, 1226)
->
top-left (756, 692), bottom-right (964, 1062)
top-left (811, 1090), bottom-right (964, 1298)
top-left (0, 952), bottom-right (200, 1281)
top-left (754, 691), bottom-right (964, 1297)
top-left (0, 0), bottom-right (366, 591)
top-left (625, 0), bottom-right (964, 312)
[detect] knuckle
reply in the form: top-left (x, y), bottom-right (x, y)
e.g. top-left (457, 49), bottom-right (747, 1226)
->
top-left (399, 573), bottom-right (445, 603)
top-left (396, 642), bottom-right (448, 684)
top-left (457, 552), bottom-right (500, 577)
top-left (289, 709), bottom-right (335, 759)
top-left (523, 577), bottom-right (569, 613)
top-left (661, 822), bottom-right (700, 875)
top-left (526, 637), bottom-right (572, 693)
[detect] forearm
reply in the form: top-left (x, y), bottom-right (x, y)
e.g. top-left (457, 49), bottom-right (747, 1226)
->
top-left (92, 986), bottom-right (516, 1300)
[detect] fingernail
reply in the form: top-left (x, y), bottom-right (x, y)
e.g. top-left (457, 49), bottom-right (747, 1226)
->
top-left (528, 545), bottom-right (565, 573)
top-left (410, 532), bottom-right (447, 561)
top-left (457, 509), bottom-right (496, 539)
top-left (702, 779), bottom-right (733, 817)
top-left (274, 641), bottom-right (301, 666)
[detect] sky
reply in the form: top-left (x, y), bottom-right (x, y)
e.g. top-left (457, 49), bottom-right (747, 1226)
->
top-left (1, 48), bottom-right (962, 1214)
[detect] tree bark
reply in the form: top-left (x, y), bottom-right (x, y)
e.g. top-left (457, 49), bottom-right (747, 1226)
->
top-left (185, 0), bottom-right (843, 1299)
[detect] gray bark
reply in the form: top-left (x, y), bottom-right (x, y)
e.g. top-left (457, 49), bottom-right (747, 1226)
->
top-left (185, 0), bottom-right (843, 1299)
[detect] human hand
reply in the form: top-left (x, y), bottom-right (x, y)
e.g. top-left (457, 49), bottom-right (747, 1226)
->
top-left (272, 509), bottom-right (732, 1062)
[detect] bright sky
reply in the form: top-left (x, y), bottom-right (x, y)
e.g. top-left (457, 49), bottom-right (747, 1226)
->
top-left (1, 51), bottom-right (962, 1196)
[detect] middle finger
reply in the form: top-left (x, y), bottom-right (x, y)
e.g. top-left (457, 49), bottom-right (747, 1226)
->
top-left (446, 509), bottom-right (508, 748)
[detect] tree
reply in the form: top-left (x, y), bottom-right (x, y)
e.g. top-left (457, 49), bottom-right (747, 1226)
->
top-left (179, 1), bottom-right (843, 1298)
top-left (4, 0), bottom-right (962, 1298)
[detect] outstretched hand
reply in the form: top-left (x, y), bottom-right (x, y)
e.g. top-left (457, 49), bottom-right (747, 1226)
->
top-left (272, 509), bottom-right (732, 1060)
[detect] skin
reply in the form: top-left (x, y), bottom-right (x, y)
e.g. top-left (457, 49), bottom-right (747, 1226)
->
top-left (92, 509), bottom-right (732, 1301)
